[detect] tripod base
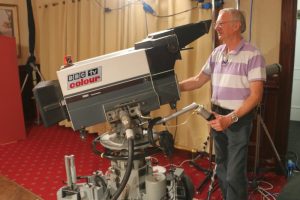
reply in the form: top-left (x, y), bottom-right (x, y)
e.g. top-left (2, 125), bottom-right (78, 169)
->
top-left (20, 63), bottom-right (44, 125)
top-left (196, 170), bottom-right (212, 193)
top-left (189, 160), bottom-right (210, 174)
top-left (253, 112), bottom-right (286, 177)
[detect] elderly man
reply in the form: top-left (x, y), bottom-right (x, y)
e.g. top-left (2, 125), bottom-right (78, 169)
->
top-left (179, 8), bottom-right (266, 200)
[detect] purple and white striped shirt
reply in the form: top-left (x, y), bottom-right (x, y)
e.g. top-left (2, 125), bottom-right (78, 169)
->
top-left (202, 39), bottom-right (266, 110)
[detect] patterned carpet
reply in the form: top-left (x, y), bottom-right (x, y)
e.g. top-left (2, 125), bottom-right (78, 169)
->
top-left (0, 125), bottom-right (286, 200)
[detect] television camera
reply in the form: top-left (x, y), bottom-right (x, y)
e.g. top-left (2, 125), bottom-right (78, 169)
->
top-left (33, 20), bottom-right (211, 200)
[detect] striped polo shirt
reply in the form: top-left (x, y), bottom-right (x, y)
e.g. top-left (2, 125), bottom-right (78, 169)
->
top-left (202, 39), bottom-right (266, 110)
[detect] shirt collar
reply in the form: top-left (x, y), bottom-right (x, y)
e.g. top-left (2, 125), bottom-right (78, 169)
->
top-left (221, 39), bottom-right (245, 55)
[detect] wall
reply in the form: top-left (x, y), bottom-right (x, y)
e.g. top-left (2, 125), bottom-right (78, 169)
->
top-left (290, 0), bottom-right (300, 121)
top-left (2, 0), bottom-right (284, 148)
top-left (2, 0), bottom-right (281, 75)
top-left (223, 0), bottom-right (281, 65)
top-left (0, 36), bottom-right (26, 144)
top-left (3, 0), bottom-right (281, 73)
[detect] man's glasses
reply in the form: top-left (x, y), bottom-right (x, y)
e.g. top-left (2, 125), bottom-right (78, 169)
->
top-left (214, 20), bottom-right (238, 27)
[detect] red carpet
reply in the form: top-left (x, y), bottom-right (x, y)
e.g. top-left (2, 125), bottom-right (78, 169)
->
top-left (0, 125), bottom-right (286, 200)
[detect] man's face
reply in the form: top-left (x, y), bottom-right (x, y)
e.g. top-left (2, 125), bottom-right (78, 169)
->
top-left (214, 12), bottom-right (238, 42)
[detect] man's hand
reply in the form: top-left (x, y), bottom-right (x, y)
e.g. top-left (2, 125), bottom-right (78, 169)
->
top-left (208, 112), bottom-right (233, 131)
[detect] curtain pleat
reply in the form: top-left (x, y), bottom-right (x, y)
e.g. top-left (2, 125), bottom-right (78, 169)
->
top-left (33, 0), bottom-right (212, 151)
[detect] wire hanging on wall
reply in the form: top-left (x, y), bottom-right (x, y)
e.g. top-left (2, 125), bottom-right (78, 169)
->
top-left (93, 0), bottom-right (206, 37)
top-left (94, 0), bottom-right (141, 12)
top-left (93, 0), bottom-right (222, 17)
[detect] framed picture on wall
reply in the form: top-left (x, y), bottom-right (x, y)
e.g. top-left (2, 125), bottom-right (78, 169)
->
top-left (0, 4), bottom-right (20, 57)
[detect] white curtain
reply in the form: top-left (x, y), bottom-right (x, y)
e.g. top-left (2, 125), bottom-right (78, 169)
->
top-left (33, 0), bottom-right (213, 151)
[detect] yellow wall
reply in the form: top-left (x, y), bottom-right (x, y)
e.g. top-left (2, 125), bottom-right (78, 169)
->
top-left (0, 0), bottom-right (283, 151)
top-left (242, 1), bottom-right (282, 65)
top-left (223, 0), bottom-right (281, 64)
top-left (4, 0), bottom-right (282, 69)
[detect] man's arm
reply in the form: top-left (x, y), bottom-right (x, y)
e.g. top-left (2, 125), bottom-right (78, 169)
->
top-left (209, 80), bottom-right (264, 131)
top-left (179, 71), bottom-right (211, 92)
top-left (233, 80), bottom-right (264, 118)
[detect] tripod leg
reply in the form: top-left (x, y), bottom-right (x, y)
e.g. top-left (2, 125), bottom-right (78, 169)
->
top-left (196, 134), bottom-right (216, 194)
top-left (29, 63), bottom-right (45, 81)
top-left (254, 113), bottom-right (261, 176)
top-left (189, 160), bottom-right (210, 173)
top-left (35, 66), bottom-right (45, 81)
top-left (206, 164), bottom-right (217, 200)
top-left (29, 63), bottom-right (45, 125)
top-left (21, 74), bottom-right (29, 93)
top-left (196, 171), bottom-right (212, 193)
top-left (190, 136), bottom-right (211, 174)
top-left (209, 135), bottom-right (213, 169)
top-left (258, 114), bottom-right (286, 175)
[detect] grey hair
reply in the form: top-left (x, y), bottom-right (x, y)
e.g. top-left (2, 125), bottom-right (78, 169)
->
top-left (219, 8), bottom-right (246, 33)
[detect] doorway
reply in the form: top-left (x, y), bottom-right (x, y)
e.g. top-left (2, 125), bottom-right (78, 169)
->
top-left (287, 2), bottom-right (300, 162)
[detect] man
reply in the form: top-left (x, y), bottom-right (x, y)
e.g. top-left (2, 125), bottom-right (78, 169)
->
top-left (179, 8), bottom-right (266, 200)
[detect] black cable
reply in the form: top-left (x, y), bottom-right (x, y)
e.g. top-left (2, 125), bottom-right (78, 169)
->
top-left (94, 0), bottom-right (140, 12)
top-left (94, 0), bottom-right (199, 18)
top-left (154, 6), bottom-right (199, 18)
top-left (147, 117), bottom-right (162, 147)
top-left (91, 136), bottom-right (104, 156)
top-left (111, 138), bottom-right (134, 200)
top-left (159, 130), bottom-right (174, 157)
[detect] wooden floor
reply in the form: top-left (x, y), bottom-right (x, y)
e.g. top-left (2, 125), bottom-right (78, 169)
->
top-left (0, 175), bottom-right (42, 200)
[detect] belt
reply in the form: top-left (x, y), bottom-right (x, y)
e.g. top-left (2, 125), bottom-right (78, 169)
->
top-left (212, 104), bottom-right (255, 120)
top-left (212, 104), bottom-right (233, 115)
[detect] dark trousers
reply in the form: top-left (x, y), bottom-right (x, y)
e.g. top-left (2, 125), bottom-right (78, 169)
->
top-left (212, 105), bottom-right (254, 200)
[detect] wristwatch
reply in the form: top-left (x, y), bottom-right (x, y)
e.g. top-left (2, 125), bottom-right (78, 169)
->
top-left (230, 112), bottom-right (239, 123)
